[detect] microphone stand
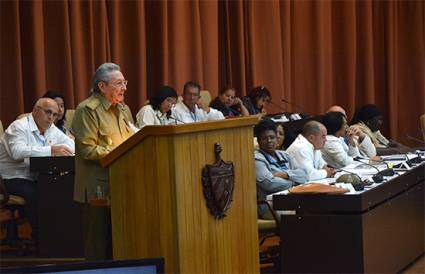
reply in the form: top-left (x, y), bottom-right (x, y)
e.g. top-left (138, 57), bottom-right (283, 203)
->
top-left (281, 99), bottom-right (305, 113)
top-left (353, 158), bottom-right (384, 183)
top-left (267, 101), bottom-right (292, 121)
top-left (368, 158), bottom-right (396, 176)
top-left (169, 116), bottom-right (187, 125)
top-left (268, 101), bottom-right (287, 114)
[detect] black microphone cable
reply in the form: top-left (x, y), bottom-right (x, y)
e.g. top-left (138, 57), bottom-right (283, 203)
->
top-left (353, 157), bottom-right (384, 183)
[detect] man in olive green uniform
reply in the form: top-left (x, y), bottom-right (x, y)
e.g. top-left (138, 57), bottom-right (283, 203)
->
top-left (72, 63), bottom-right (135, 260)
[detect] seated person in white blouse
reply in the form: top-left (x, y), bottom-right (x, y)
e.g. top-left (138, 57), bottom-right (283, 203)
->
top-left (136, 86), bottom-right (178, 128)
top-left (254, 119), bottom-right (307, 218)
top-left (172, 81), bottom-right (224, 123)
top-left (321, 112), bottom-right (365, 168)
top-left (327, 105), bottom-right (377, 158)
top-left (286, 121), bottom-right (335, 181)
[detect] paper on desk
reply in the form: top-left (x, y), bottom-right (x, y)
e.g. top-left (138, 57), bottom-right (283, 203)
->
top-left (271, 115), bottom-right (290, 123)
top-left (381, 153), bottom-right (419, 161)
top-left (266, 178), bottom-right (351, 200)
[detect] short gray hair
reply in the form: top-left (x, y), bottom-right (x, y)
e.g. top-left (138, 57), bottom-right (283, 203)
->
top-left (91, 63), bottom-right (121, 93)
top-left (302, 121), bottom-right (323, 137)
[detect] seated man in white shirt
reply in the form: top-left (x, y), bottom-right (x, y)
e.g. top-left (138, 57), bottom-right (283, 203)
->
top-left (0, 98), bottom-right (74, 243)
top-left (286, 121), bottom-right (335, 180)
top-left (172, 81), bottom-right (225, 123)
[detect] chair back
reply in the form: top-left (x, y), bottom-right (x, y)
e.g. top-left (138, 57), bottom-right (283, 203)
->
top-left (200, 90), bottom-right (212, 106)
top-left (17, 113), bottom-right (30, 120)
top-left (65, 109), bottom-right (75, 130)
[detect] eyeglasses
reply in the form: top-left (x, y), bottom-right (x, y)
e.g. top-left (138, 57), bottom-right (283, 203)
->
top-left (37, 106), bottom-right (60, 118)
top-left (109, 80), bottom-right (128, 88)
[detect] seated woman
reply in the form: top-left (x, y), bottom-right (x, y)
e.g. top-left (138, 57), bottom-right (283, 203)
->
top-left (209, 87), bottom-right (249, 117)
top-left (276, 123), bottom-right (295, 150)
top-left (321, 112), bottom-right (363, 168)
top-left (350, 104), bottom-right (390, 157)
top-left (254, 119), bottom-right (307, 218)
top-left (276, 124), bottom-right (285, 150)
top-left (242, 86), bottom-right (271, 115)
top-left (136, 86), bottom-right (178, 127)
top-left (42, 90), bottom-right (73, 137)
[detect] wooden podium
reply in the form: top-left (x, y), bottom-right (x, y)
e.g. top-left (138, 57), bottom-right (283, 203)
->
top-left (101, 117), bottom-right (260, 274)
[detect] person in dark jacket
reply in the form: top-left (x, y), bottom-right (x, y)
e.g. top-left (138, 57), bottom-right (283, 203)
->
top-left (209, 87), bottom-right (249, 117)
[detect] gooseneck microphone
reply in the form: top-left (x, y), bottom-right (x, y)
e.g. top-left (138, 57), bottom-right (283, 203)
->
top-left (369, 158), bottom-right (395, 176)
top-left (386, 145), bottom-right (415, 167)
top-left (353, 157), bottom-right (384, 183)
top-left (281, 98), bottom-right (305, 113)
top-left (269, 101), bottom-right (287, 113)
top-left (169, 116), bottom-right (187, 124)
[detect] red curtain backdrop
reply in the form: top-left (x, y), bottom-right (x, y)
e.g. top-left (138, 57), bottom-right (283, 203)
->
top-left (1, 0), bottom-right (424, 145)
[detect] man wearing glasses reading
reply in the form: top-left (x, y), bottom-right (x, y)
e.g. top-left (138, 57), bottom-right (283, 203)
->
top-left (72, 62), bottom-right (135, 260)
top-left (0, 97), bottom-right (74, 247)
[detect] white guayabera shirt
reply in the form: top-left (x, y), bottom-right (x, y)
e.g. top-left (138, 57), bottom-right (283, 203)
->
top-left (0, 114), bottom-right (74, 180)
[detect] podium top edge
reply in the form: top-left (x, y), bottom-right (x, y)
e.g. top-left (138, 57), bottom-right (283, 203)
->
top-left (100, 116), bottom-right (260, 167)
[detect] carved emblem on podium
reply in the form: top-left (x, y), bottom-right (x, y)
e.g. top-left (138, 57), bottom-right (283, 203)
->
top-left (201, 143), bottom-right (235, 219)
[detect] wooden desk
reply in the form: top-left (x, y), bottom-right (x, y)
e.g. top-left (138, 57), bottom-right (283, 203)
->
top-left (273, 164), bottom-right (425, 273)
top-left (30, 156), bottom-right (84, 258)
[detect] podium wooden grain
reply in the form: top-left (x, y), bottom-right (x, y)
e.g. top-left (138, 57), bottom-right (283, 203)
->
top-left (101, 117), bottom-right (260, 274)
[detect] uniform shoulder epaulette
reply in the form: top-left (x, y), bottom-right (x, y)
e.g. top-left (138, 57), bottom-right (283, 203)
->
top-left (85, 96), bottom-right (101, 110)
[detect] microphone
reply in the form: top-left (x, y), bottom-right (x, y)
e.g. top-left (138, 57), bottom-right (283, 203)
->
top-left (281, 98), bottom-right (305, 113)
top-left (368, 158), bottom-right (395, 176)
top-left (353, 157), bottom-right (384, 183)
top-left (391, 146), bottom-right (423, 167)
top-left (386, 145), bottom-right (416, 167)
top-left (169, 116), bottom-right (187, 124)
top-left (335, 169), bottom-right (367, 191)
top-left (269, 101), bottom-right (287, 113)
top-left (268, 101), bottom-right (292, 122)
